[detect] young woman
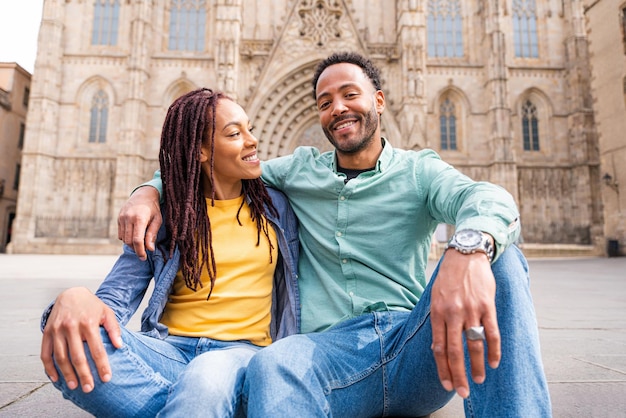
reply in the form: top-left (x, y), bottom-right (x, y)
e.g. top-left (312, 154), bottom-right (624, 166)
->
top-left (40, 88), bottom-right (300, 417)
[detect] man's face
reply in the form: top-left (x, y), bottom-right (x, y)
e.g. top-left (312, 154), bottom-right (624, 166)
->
top-left (315, 63), bottom-right (384, 154)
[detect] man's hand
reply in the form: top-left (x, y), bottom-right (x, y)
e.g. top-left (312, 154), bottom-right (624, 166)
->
top-left (430, 249), bottom-right (500, 399)
top-left (40, 287), bottom-right (123, 393)
top-left (117, 186), bottom-right (162, 260)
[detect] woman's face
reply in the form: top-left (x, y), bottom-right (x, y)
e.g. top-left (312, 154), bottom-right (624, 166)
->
top-left (200, 99), bottom-right (261, 199)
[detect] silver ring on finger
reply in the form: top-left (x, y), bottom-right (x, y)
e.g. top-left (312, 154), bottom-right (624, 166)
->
top-left (465, 326), bottom-right (486, 341)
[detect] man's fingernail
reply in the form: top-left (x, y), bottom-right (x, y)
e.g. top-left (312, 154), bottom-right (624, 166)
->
top-left (103, 373), bottom-right (112, 382)
top-left (457, 386), bottom-right (469, 398)
top-left (83, 383), bottom-right (93, 392)
top-left (68, 380), bottom-right (77, 390)
top-left (441, 379), bottom-right (453, 391)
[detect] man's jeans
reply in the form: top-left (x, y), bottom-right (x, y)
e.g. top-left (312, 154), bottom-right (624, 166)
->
top-left (243, 246), bottom-right (552, 417)
top-left (50, 330), bottom-right (259, 417)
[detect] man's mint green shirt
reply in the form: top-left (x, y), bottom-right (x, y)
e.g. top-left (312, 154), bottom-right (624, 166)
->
top-left (146, 139), bottom-right (520, 333)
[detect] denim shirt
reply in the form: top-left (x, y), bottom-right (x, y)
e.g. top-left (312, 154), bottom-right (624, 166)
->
top-left (42, 188), bottom-right (300, 342)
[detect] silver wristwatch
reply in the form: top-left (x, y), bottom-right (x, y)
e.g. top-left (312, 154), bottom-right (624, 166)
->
top-left (446, 229), bottom-right (494, 262)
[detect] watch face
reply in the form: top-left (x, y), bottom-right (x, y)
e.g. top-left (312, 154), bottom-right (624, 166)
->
top-left (456, 229), bottom-right (482, 247)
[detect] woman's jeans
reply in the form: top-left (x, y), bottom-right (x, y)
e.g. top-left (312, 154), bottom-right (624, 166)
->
top-left (243, 246), bottom-right (552, 417)
top-left (50, 330), bottom-right (259, 417)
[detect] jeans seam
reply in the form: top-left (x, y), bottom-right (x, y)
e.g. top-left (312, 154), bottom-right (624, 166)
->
top-left (376, 313), bottom-right (390, 417)
top-left (381, 310), bottom-right (431, 366)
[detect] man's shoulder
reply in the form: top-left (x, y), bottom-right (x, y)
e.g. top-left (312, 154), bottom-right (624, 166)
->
top-left (387, 147), bottom-right (443, 170)
top-left (291, 146), bottom-right (334, 162)
top-left (392, 146), bottom-right (441, 160)
top-left (264, 146), bottom-right (333, 170)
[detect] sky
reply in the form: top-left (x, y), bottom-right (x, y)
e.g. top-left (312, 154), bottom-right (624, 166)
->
top-left (0, 0), bottom-right (44, 73)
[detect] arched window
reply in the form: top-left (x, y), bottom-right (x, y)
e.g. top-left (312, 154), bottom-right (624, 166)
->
top-left (512, 0), bottom-right (538, 58)
top-left (89, 90), bottom-right (109, 143)
top-left (92, 0), bottom-right (120, 46)
top-left (439, 98), bottom-right (457, 150)
top-left (427, 0), bottom-right (464, 58)
top-left (168, 0), bottom-right (206, 51)
top-left (521, 100), bottom-right (540, 151)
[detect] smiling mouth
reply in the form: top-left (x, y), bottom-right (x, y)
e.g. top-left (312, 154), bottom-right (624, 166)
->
top-left (242, 153), bottom-right (259, 162)
top-left (333, 120), bottom-right (356, 131)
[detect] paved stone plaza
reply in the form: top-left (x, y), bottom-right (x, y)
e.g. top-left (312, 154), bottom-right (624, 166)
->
top-left (0, 253), bottom-right (624, 417)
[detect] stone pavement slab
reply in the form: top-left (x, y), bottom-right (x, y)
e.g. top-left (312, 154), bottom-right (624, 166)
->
top-left (0, 254), bottom-right (624, 417)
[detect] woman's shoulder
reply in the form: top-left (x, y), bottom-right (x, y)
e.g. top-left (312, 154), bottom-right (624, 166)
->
top-left (265, 187), bottom-right (295, 222)
top-left (266, 186), bottom-right (288, 203)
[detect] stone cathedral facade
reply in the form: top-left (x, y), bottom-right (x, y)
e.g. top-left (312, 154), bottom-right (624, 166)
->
top-left (10, 0), bottom-right (606, 254)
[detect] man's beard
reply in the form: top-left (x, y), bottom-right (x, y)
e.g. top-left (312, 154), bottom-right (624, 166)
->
top-left (322, 105), bottom-right (379, 154)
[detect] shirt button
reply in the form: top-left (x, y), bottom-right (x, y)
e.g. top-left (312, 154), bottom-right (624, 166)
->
top-left (340, 196), bottom-right (346, 201)
top-left (336, 232), bottom-right (342, 237)
top-left (342, 259), bottom-right (348, 264)
top-left (349, 291), bottom-right (354, 296)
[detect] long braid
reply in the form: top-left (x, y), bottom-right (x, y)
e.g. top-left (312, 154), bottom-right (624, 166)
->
top-left (241, 179), bottom-right (278, 264)
top-left (159, 88), bottom-right (277, 297)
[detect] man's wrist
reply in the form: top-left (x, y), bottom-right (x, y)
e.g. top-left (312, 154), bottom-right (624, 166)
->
top-left (446, 229), bottom-right (495, 263)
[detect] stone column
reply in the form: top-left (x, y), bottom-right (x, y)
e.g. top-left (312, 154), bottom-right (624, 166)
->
top-left (110, 0), bottom-right (152, 237)
top-left (563, 0), bottom-right (603, 248)
top-left (483, 0), bottom-right (518, 199)
top-left (10, 0), bottom-right (64, 253)
top-left (216, 0), bottom-right (243, 99)
top-left (397, 0), bottom-right (427, 150)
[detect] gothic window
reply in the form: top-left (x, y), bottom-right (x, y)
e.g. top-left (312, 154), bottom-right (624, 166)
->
top-left (13, 163), bottom-right (21, 190)
top-left (427, 0), bottom-right (464, 58)
top-left (88, 90), bottom-right (109, 143)
top-left (168, 0), bottom-right (206, 51)
top-left (439, 98), bottom-right (457, 150)
top-left (521, 100), bottom-right (540, 151)
top-left (23, 87), bottom-right (29, 107)
top-left (18, 123), bottom-right (25, 149)
top-left (512, 0), bottom-right (538, 58)
top-left (92, 0), bottom-right (120, 46)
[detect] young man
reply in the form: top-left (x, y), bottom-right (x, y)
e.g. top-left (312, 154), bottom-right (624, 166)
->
top-left (119, 52), bottom-right (551, 417)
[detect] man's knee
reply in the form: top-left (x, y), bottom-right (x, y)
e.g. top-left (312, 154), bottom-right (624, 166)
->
top-left (492, 245), bottom-right (529, 282)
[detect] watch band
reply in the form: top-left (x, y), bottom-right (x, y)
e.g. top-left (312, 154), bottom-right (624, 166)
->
top-left (446, 229), bottom-right (494, 262)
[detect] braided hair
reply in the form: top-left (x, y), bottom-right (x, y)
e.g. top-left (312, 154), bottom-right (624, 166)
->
top-left (159, 88), bottom-right (277, 297)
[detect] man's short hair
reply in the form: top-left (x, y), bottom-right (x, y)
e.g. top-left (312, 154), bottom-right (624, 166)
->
top-left (311, 52), bottom-right (382, 100)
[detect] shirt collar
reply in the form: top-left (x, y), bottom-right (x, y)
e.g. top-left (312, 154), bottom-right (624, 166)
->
top-left (331, 137), bottom-right (392, 174)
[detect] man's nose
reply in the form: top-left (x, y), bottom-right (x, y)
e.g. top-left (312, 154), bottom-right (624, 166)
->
top-left (331, 100), bottom-right (348, 116)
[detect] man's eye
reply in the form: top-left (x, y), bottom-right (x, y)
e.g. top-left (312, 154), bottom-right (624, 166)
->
top-left (318, 102), bottom-right (329, 110)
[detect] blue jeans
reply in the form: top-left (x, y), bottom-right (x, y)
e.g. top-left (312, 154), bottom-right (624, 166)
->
top-left (51, 330), bottom-right (259, 417)
top-left (243, 246), bottom-right (552, 417)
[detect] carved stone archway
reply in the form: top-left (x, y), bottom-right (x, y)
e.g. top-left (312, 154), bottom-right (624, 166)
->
top-left (251, 64), bottom-right (319, 159)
